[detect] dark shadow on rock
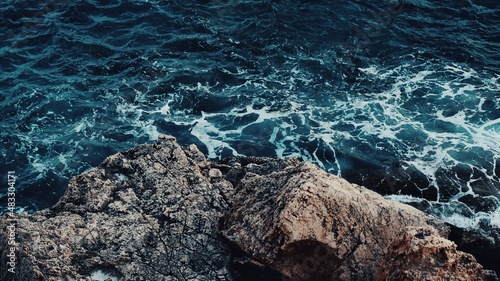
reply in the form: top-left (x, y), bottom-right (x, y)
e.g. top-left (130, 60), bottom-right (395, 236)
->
top-left (447, 223), bottom-right (500, 277)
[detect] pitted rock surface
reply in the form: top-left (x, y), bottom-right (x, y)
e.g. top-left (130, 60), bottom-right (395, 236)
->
top-left (1, 135), bottom-right (232, 281)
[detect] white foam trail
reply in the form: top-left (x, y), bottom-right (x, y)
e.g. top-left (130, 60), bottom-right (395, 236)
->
top-left (385, 194), bottom-right (423, 204)
top-left (491, 207), bottom-right (500, 228)
top-left (386, 194), bottom-right (500, 230)
top-left (74, 118), bottom-right (93, 133)
top-left (189, 112), bottom-right (241, 159)
top-left (142, 121), bottom-right (159, 141)
top-left (444, 213), bottom-right (482, 230)
top-left (90, 270), bottom-right (119, 281)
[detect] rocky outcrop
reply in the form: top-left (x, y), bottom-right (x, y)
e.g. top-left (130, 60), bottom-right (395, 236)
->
top-left (0, 135), bottom-right (232, 280)
top-left (374, 226), bottom-right (498, 281)
top-left (0, 135), bottom-right (497, 281)
top-left (218, 160), bottom-right (496, 281)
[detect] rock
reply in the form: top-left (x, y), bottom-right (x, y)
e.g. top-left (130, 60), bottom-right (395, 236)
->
top-left (374, 226), bottom-right (498, 281)
top-left (401, 199), bottom-right (500, 276)
top-left (447, 223), bottom-right (500, 278)
top-left (0, 134), bottom-right (233, 280)
top-left (0, 135), bottom-right (497, 281)
top-left (218, 161), bottom-right (493, 281)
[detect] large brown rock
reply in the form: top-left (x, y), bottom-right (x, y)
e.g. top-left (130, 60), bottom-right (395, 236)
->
top-left (219, 161), bottom-right (494, 281)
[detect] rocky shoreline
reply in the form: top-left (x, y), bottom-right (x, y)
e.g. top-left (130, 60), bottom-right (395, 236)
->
top-left (1, 135), bottom-right (498, 280)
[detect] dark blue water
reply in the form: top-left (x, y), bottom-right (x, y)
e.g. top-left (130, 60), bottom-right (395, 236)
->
top-left (1, 0), bottom-right (499, 230)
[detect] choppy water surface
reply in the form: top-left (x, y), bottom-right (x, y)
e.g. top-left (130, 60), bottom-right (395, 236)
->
top-left (1, 0), bottom-right (499, 231)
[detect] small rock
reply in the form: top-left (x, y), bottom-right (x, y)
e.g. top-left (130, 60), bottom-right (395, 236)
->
top-left (209, 168), bottom-right (223, 179)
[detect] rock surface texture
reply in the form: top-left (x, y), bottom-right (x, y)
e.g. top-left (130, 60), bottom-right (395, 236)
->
top-left (0, 135), bottom-right (497, 281)
top-left (374, 226), bottom-right (498, 281)
top-left (1, 135), bottom-right (232, 281)
top-left (217, 160), bottom-right (496, 281)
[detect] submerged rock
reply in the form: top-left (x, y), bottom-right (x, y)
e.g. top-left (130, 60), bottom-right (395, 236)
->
top-left (0, 135), bottom-right (496, 280)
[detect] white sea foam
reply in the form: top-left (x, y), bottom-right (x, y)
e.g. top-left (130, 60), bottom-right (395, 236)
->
top-left (385, 194), bottom-right (424, 204)
top-left (183, 103), bottom-right (298, 159)
top-left (490, 207), bottom-right (500, 228)
top-left (444, 213), bottom-right (482, 230)
top-left (30, 158), bottom-right (49, 179)
top-left (444, 65), bottom-right (477, 79)
top-left (353, 62), bottom-right (499, 199)
top-left (162, 59), bottom-right (498, 201)
top-left (358, 66), bottom-right (379, 75)
top-left (386, 194), bottom-right (500, 230)
top-left (157, 102), bottom-right (171, 115)
top-left (116, 173), bottom-right (129, 181)
top-left (90, 269), bottom-right (119, 281)
top-left (142, 120), bottom-right (159, 141)
top-left (74, 118), bottom-right (93, 133)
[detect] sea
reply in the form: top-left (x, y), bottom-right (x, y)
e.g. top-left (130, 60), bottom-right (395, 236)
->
top-left (1, 0), bottom-right (499, 235)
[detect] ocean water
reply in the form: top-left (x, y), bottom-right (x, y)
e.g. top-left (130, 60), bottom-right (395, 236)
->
top-left (0, 0), bottom-right (499, 233)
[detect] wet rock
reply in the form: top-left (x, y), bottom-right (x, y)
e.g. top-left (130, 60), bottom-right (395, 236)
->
top-left (343, 164), bottom-right (438, 201)
top-left (447, 224), bottom-right (500, 278)
top-left (404, 199), bottom-right (500, 277)
top-left (458, 194), bottom-right (499, 214)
